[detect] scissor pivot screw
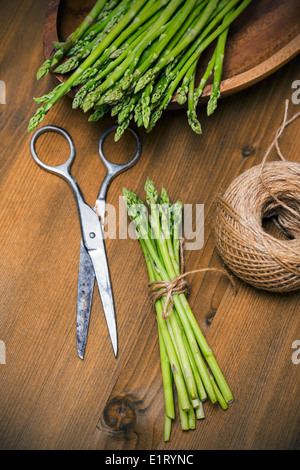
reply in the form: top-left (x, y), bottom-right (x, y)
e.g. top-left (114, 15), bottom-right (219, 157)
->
top-left (89, 232), bottom-right (96, 238)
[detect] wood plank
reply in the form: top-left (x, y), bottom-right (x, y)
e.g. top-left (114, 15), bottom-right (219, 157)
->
top-left (0, 0), bottom-right (299, 450)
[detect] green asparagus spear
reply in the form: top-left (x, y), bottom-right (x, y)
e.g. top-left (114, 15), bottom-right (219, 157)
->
top-left (36, 0), bottom-right (108, 79)
top-left (29, 0), bottom-right (252, 136)
top-left (207, 13), bottom-right (231, 116)
top-left (28, 0), bottom-right (149, 131)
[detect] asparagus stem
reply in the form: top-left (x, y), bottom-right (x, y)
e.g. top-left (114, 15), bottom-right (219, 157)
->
top-left (123, 179), bottom-right (235, 440)
top-left (30, 0), bottom-right (252, 136)
top-left (36, 0), bottom-right (108, 79)
top-left (96, 0), bottom-right (120, 20)
top-left (33, 83), bottom-right (64, 104)
top-left (172, 201), bottom-right (183, 268)
top-left (210, 374), bottom-right (229, 410)
top-left (162, 301), bottom-right (199, 402)
top-left (146, 219), bottom-right (199, 404)
top-left (207, 12), bottom-right (231, 116)
top-left (82, 23), bottom-right (169, 112)
top-left (195, 401), bottom-right (205, 419)
top-left (91, 0), bottom-right (170, 80)
top-left (176, 60), bottom-right (198, 105)
top-left (178, 398), bottom-right (189, 431)
top-left (139, 238), bottom-right (191, 413)
top-left (164, 413), bottom-right (172, 441)
top-left (159, 190), bottom-right (180, 275)
top-left (134, 0), bottom-right (219, 92)
top-left (193, 49), bottom-right (216, 107)
top-left (177, 292), bottom-right (233, 403)
top-left (140, 223), bottom-right (228, 403)
top-left (141, 81), bottom-right (154, 129)
top-left (135, 0), bottom-right (249, 93)
top-left (108, 0), bottom-right (171, 60)
top-left (159, 0), bottom-right (210, 60)
top-left (28, 0), bottom-right (149, 130)
top-left (147, 0), bottom-right (252, 132)
top-left (147, 53), bottom-right (202, 132)
top-left (175, 310), bottom-right (207, 402)
top-left (144, 179), bottom-right (233, 404)
top-left (149, 0), bottom-right (209, 105)
top-left (187, 405), bottom-right (196, 430)
top-left (72, 14), bottom-right (159, 108)
top-left (84, 0), bottom-right (188, 111)
top-left (73, 4), bottom-right (165, 89)
top-left (144, 179), bottom-right (217, 403)
top-left (158, 325), bottom-right (175, 420)
top-left (54, 2), bottom-right (131, 75)
top-left (132, 0), bottom-right (199, 83)
top-left (187, 64), bottom-right (202, 134)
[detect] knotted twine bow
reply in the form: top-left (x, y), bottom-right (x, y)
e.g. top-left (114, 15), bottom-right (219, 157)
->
top-left (149, 239), bottom-right (237, 319)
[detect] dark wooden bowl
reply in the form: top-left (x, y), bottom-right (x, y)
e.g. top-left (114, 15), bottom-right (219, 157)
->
top-left (43, 0), bottom-right (300, 106)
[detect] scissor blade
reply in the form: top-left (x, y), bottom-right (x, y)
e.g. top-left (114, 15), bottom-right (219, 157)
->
top-left (76, 241), bottom-right (95, 359)
top-left (88, 246), bottom-right (118, 357)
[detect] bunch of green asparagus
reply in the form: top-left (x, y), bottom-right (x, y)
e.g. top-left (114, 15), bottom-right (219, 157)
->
top-left (29, 0), bottom-right (252, 139)
top-left (123, 179), bottom-right (233, 441)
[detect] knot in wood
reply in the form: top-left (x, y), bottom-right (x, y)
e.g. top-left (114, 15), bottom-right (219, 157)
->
top-left (103, 396), bottom-right (136, 432)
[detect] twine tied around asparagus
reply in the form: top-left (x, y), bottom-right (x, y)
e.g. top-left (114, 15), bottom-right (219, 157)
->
top-left (149, 239), bottom-right (237, 319)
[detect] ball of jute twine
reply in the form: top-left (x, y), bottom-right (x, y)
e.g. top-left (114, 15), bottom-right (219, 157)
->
top-left (214, 99), bottom-right (300, 293)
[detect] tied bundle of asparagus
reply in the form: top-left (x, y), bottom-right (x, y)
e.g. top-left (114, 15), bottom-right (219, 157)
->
top-left (29, 0), bottom-right (252, 139)
top-left (123, 179), bottom-right (233, 441)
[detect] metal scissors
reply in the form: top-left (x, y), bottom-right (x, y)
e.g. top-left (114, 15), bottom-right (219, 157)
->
top-left (30, 124), bottom-right (142, 359)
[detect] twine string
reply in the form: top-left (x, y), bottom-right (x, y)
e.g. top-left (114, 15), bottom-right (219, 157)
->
top-left (149, 239), bottom-right (237, 319)
top-left (261, 99), bottom-right (300, 164)
top-left (260, 99), bottom-right (300, 221)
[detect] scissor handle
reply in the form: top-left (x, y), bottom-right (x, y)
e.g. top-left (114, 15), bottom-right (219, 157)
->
top-left (97, 125), bottom-right (142, 200)
top-left (30, 125), bottom-right (105, 252)
top-left (30, 125), bottom-right (76, 180)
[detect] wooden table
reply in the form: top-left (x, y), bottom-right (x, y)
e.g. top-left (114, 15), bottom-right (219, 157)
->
top-left (0, 0), bottom-right (299, 451)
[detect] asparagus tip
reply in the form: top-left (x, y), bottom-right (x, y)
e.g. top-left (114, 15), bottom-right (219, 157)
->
top-left (52, 40), bottom-right (64, 51)
top-left (207, 97), bottom-right (217, 116)
top-left (176, 86), bottom-right (188, 105)
top-left (56, 57), bottom-right (79, 74)
top-left (27, 108), bottom-right (46, 132)
top-left (160, 187), bottom-right (170, 205)
top-left (187, 110), bottom-right (202, 135)
top-left (36, 59), bottom-right (52, 80)
top-left (145, 178), bottom-right (158, 205)
top-left (82, 100), bottom-right (94, 113)
top-left (207, 86), bottom-right (220, 116)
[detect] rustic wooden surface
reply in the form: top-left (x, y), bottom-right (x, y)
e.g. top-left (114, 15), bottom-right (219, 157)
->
top-left (0, 0), bottom-right (299, 450)
top-left (44, 0), bottom-right (300, 103)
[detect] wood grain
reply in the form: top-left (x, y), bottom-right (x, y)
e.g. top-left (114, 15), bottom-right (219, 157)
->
top-left (43, 0), bottom-right (300, 104)
top-left (0, 0), bottom-right (300, 451)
